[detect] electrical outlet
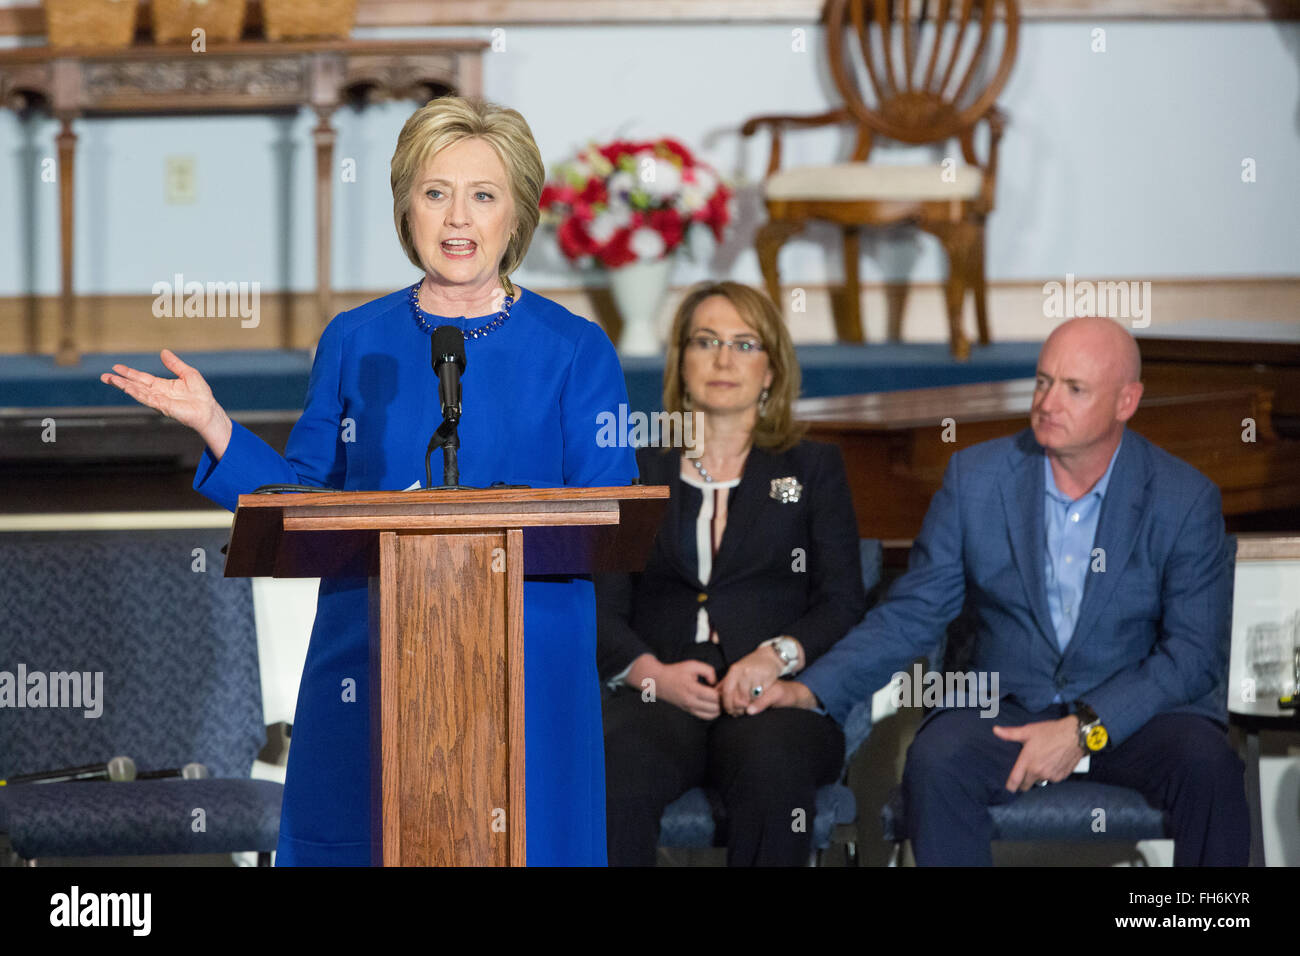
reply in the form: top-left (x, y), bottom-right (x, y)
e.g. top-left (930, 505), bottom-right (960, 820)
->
top-left (165, 156), bottom-right (197, 204)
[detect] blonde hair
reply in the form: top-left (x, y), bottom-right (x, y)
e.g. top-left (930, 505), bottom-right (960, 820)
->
top-left (390, 95), bottom-right (545, 292)
top-left (662, 281), bottom-right (805, 452)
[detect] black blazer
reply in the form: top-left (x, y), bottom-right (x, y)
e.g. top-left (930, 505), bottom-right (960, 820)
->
top-left (596, 440), bottom-right (867, 683)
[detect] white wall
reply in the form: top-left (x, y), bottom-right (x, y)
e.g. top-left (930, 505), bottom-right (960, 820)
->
top-left (1, 20), bottom-right (1297, 296)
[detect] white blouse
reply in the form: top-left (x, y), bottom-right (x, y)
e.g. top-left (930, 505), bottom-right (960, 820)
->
top-left (679, 469), bottom-right (742, 645)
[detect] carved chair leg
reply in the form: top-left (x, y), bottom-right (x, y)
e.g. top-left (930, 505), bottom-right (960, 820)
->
top-left (971, 224), bottom-right (991, 346)
top-left (885, 281), bottom-right (908, 343)
top-left (755, 219), bottom-right (806, 318)
top-left (839, 227), bottom-right (865, 343)
top-left (928, 224), bottom-right (973, 361)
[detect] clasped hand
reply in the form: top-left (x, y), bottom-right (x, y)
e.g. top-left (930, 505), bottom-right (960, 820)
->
top-left (716, 647), bottom-right (784, 717)
top-left (631, 647), bottom-right (784, 720)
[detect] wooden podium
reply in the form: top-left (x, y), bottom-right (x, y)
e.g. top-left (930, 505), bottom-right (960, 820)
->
top-left (224, 485), bottom-right (668, 867)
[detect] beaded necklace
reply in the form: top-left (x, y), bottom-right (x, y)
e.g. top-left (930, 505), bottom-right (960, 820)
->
top-left (409, 279), bottom-right (514, 339)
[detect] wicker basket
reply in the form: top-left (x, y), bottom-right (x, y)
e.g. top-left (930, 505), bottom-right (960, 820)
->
top-left (44, 0), bottom-right (138, 50)
top-left (262, 0), bottom-right (358, 41)
top-left (152, 0), bottom-right (247, 45)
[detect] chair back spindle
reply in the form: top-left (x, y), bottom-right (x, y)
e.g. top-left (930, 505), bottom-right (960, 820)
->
top-left (828, 0), bottom-right (1019, 146)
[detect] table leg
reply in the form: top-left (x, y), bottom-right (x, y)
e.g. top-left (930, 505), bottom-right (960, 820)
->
top-left (313, 106), bottom-right (336, 344)
top-left (56, 114), bottom-right (77, 366)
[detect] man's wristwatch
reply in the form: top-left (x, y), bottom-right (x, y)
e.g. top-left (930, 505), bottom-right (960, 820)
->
top-left (763, 637), bottom-right (800, 677)
top-left (1073, 701), bottom-right (1108, 752)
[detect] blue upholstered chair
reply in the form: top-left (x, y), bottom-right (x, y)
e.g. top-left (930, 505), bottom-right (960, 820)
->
top-left (880, 625), bottom-right (1170, 864)
top-left (881, 781), bottom-right (1168, 864)
top-left (657, 538), bottom-right (884, 866)
top-left (0, 529), bottom-right (283, 865)
top-left (881, 538), bottom-right (1244, 865)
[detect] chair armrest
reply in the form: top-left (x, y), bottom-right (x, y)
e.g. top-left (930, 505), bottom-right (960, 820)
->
top-left (741, 108), bottom-right (857, 178)
top-left (985, 104), bottom-right (1009, 139)
top-left (959, 104), bottom-right (1009, 211)
top-left (740, 107), bottom-right (853, 137)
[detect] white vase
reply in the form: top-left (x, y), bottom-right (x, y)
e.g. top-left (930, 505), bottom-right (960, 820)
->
top-left (609, 256), bottom-right (673, 356)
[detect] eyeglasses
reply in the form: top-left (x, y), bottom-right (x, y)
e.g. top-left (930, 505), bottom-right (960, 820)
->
top-left (685, 334), bottom-right (766, 356)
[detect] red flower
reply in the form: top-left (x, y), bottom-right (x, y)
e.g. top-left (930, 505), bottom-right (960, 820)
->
top-left (557, 217), bottom-right (596, 261)
top-left (579, 178), bottom-right (608, 207)
top-left (597, 139), bottom-right (640, 165)
top-left (704, 187), bottom-right (732, 242)
top-left (649, 208), bottom-right (685, 251)
top-left (540, 181), bottom-right (578, 210)
top-left (597, 227), bottom-right (637, 268)
top-left (656, 138), bottom-right (694, 167)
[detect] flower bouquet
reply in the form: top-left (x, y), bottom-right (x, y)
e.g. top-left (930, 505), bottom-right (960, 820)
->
top-left (540, 138), bottom-right (732, 353)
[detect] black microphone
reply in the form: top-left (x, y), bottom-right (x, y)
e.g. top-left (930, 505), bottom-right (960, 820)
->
top-left (428, 325), bottom-right (467, 488)
top-left (136, 762), bottom-right (210, 781)
top-left (431, 325), bottom-right (466, 423)
top-left (1, 755), bottom-right (136, 785)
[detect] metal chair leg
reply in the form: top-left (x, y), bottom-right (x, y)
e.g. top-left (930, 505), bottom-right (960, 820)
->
top-left (1245, 728), bottom-right (1265, 867)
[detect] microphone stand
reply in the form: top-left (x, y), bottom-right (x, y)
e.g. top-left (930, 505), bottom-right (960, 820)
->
top-left (424, 415), bottom-right (464, 491)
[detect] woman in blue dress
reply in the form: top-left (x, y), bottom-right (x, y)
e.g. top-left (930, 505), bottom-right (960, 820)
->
top-left (101, 95), bottom-right (635, 865)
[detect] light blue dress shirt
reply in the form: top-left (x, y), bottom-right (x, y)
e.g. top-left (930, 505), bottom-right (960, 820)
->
top-left (1044, 439), bottom-right (1122, 654)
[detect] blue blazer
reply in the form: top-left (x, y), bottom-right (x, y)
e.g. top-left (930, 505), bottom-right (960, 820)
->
top-left (800, 427), bottom-right (1235, 747)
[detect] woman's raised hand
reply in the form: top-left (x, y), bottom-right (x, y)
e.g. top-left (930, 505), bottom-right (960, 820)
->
top-left (100, 349), bottom-right (233, 459)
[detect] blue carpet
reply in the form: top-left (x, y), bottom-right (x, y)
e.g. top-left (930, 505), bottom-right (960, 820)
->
top-left (0, 343), bottom-right (1040, 414)
top-left (0, 350), bottom-right (313, 411)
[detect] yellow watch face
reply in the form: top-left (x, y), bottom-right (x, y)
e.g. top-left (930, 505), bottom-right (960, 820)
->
top-left (1085, 724), bottom-right (1108, 751)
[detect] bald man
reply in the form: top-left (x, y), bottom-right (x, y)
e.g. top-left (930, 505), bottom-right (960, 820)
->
top-left (752, 317), bottom-right (1249, 865)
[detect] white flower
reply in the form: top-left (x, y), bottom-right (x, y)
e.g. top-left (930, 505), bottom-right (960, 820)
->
top-left (680, 185), bottom-right (707, 213)
top-left (639, 159), bottom-right (682, 199)
top-left (691, 167), bottom-right (717, 195)
top-left (607, 170), bottom-right (637, 202)
top-left (590, 208), bottom-right (629, 243)
top-left (629, 227), bottom-right (666, 260)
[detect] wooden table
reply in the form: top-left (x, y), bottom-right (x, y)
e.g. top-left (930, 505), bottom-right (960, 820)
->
top-left (1135, 329), bottom-right (1300, 438)
top-left (797, 378), bottom-right (1300, 541)
top-left (0, 38), bottom-right (487, 365)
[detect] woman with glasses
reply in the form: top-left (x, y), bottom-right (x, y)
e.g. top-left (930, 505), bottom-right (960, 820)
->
top-left (596, 281), bottom-right (867, 866)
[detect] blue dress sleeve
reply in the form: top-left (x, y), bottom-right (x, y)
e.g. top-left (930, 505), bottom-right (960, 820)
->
top-left (559, 321), bottom-right (638, 487)
top-left (193, 316), bottom-right (348, 512)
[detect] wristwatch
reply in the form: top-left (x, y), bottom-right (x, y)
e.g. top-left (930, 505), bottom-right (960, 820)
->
top-left (1073, 701), bottom-right (1108, 752)
top-left (764, 637), bottom-right (800, 677)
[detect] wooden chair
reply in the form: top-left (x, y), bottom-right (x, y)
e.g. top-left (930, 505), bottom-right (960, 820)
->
top-left (742, 0), bottom-right (1020, 358)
